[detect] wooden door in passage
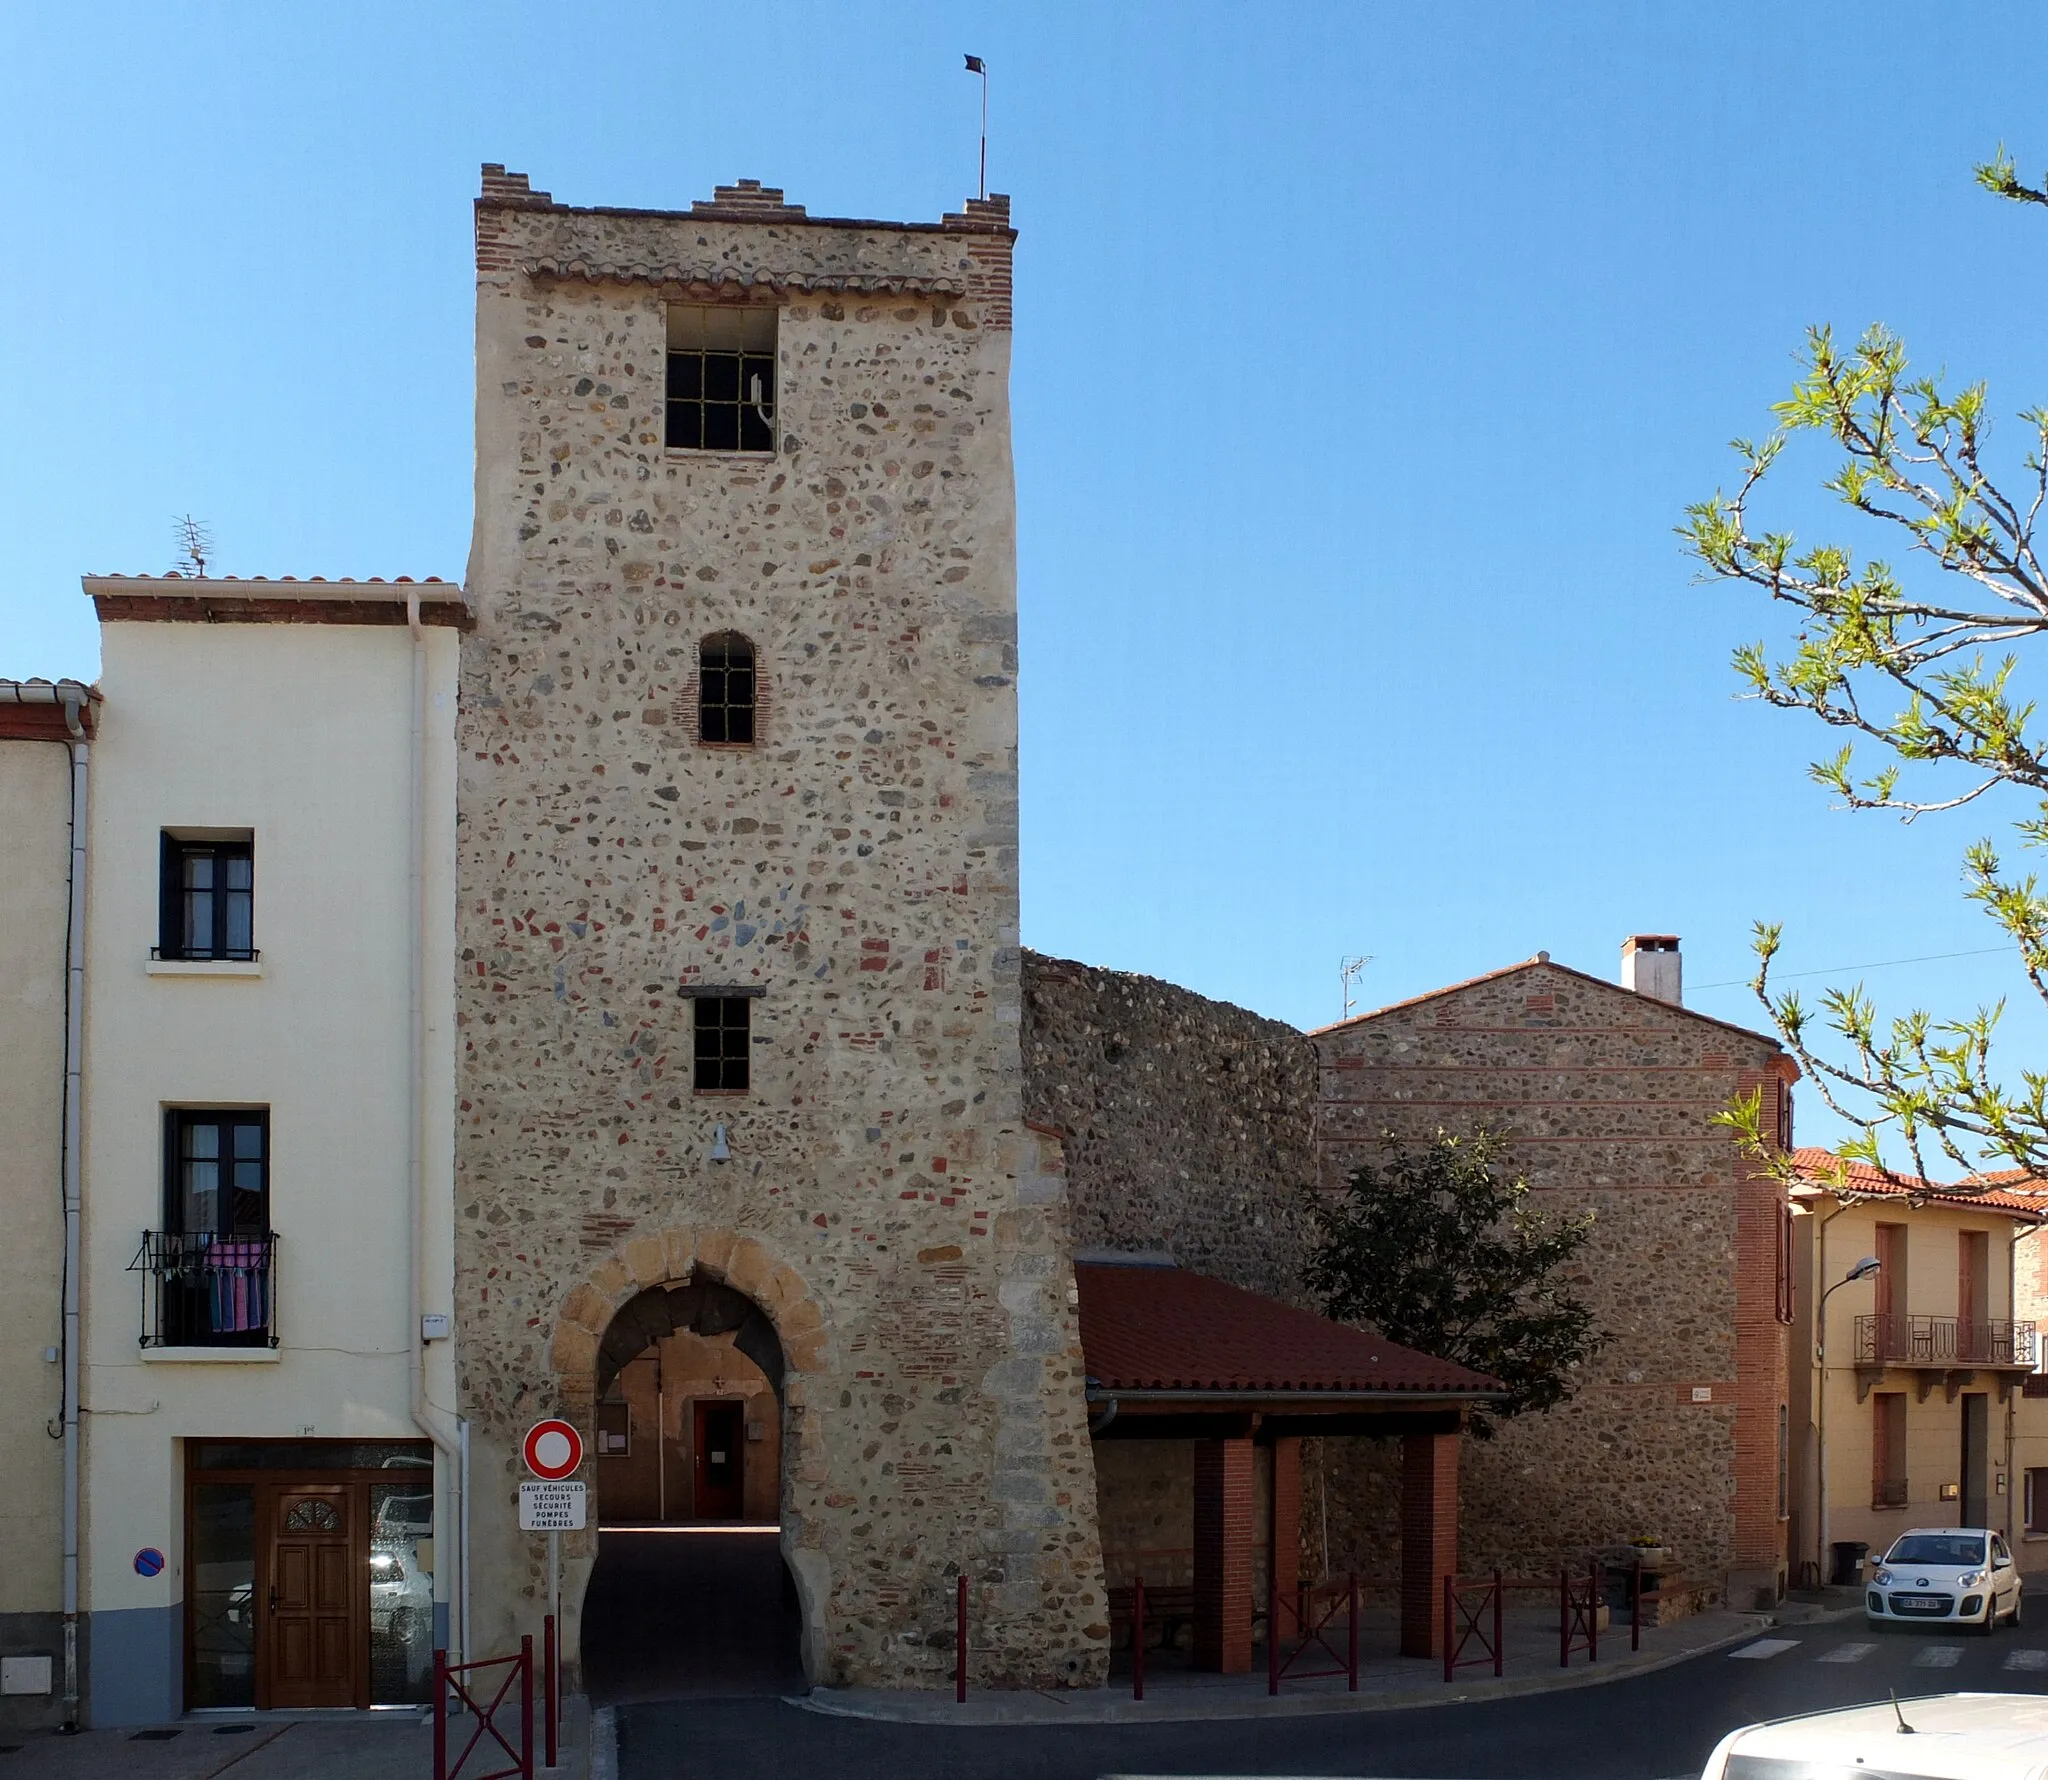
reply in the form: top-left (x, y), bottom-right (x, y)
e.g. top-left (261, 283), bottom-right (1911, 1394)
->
top-left (694, 1401), bottom-right (744, 1520)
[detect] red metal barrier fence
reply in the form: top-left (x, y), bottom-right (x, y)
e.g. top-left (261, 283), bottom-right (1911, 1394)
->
top-left (956, 1573), bottom-right (968, 1703)
top-left (433, 1639), bottom-right (533, 1780)
top-left (1443, 1571), bottom-right (1504, 1683)
top-left (1131, 1575), bottom-right (1146, 1701)
top-left (1560, 1564), bottom-right (1600, 1668)
top-left (1268, 1573), bottom-right (1359, 1695)
top-left (543, 1615), bottom-right (557, 1770)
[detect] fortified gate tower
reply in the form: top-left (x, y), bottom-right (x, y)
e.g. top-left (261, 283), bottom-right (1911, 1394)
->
top-left (455, 166), bottom-right (1106, 1689)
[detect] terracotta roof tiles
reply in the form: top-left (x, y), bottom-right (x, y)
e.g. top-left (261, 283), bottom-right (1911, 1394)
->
top-left (1074, 1263), bottom-right (1499, 1397)
top-left (1790, 1148), bottom-right (2045, 1219)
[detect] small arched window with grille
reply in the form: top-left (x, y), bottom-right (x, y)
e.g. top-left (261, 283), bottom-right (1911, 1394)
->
top-left (699, 632), bottom-right (756, 745)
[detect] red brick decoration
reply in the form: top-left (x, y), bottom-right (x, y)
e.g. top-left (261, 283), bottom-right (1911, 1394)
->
top-left (1193, 1437), bottom-right (1254, 1673)
top-left (1271, 1437), bottom-right (1302, 1604)
top-left (1401, 1431), bottom-right (1458, 1658)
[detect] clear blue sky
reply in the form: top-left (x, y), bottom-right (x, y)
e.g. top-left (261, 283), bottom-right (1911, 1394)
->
top-left (7, 2), bottom-right (2048, 1161)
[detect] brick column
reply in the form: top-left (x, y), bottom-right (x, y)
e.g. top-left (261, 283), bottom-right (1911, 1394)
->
top-left (1400, 1430), bottom-right (1458, 1658)
top-left (1193, 1437), bottom-right (1254, 1672)
top-left (1270, 1437), bottom-right (1302, 1606)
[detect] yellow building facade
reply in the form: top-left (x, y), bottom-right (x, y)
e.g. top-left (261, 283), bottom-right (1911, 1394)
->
top-left (1790, 1150), bottom-right (2044, 1587)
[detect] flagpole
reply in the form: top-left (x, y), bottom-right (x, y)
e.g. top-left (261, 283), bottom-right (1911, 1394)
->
top-left (965, 54), bottom-right (987, 200)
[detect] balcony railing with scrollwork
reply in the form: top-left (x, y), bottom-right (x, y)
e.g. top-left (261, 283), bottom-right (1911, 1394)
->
top-left (1853, 1313), bottom-right (2036, 1368)
top-left (130, 1231), bottom-right (278, 1348)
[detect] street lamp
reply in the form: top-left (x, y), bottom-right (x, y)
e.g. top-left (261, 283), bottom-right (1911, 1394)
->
top-left (1817, 1256), bottom-right (1882, 1587)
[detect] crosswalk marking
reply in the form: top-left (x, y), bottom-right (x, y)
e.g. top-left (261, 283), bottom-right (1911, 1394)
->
top-left (1913, 1645), bottom-right (1963, 1667)
top-left (2004, 1648), bottom-right (2048, 1671)
top-left (1730, 1638), bottom-right (1801, 1660)
top-left (1817, 1642), bottom-right (1877, 1664)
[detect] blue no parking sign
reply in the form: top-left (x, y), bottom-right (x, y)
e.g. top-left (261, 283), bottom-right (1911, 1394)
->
top-left (133, 1548), bottom-right (165, 1578)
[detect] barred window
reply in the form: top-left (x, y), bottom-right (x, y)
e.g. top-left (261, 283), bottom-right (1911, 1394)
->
top-left (694, 997), bottom-right (751, 1093)
top-left (666, 305), bottom-right (776, 453)
top-left (699, 633), bottom-right (756, 745)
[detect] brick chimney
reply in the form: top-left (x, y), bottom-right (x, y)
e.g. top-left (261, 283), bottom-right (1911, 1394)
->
top-left (1622, 934), bottom-right (1682, 1006)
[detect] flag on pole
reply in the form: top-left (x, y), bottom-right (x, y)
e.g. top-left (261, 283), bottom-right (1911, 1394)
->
top-left (964, 54), bottom-right (984, 73)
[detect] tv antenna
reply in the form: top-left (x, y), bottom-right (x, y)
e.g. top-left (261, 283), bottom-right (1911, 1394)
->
top-left (171, 515), bottom-right (214, 579)
top-left (1340, 954), bottom-right (1374, 1019)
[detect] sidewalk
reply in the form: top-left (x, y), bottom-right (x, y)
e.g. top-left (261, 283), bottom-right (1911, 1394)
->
top-left (796, 1596), bottom-right (1864, 1726)
top-left (0, 1695), bottom-right (590, 1779)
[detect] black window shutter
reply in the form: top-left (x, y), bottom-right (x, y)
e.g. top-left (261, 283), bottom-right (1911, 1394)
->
top-left (159, 833), bottom-right (180, 957)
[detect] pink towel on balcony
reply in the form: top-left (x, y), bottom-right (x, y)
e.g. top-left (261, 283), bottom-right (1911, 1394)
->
top-left (206, 1240), bottom-right (267, 1332)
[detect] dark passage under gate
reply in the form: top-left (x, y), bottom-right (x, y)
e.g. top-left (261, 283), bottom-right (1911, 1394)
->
top-left (580, 1530), bottom-right (803, 1703)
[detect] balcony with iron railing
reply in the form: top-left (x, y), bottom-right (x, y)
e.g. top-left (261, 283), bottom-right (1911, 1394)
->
top-left (130, 1231), bottom-right (278, 1348)
top-left (1853, 1313), bottom-right (2036, 1369)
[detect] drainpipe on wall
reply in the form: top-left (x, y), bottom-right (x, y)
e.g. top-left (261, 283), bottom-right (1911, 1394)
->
top-left (2008, 1222), bottom-right (2045, 1546)
top-left (1813, 1198), bottom-right (1852, 1588)
top-left (403, 591), bottom-right (466, 1662)
top-left (5, 682), bottom-right (93, 1731)
top-left (58, 690), bottom-right (87, 1733)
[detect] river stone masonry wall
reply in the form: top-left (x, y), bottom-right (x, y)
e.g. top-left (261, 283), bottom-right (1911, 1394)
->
top-left (1314, 960), bottom-right (1795, 1606)
top-left (456, 168), bottom-right (1105, 1689)
top-left (1020, 953), bottom-right (1318, 1303)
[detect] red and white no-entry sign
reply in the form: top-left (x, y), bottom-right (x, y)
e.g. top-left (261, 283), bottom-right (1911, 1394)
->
top-left (523, 1419), bottom-right (583, 1480)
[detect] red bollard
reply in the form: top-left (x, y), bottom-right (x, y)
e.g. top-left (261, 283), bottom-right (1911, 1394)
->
top-left (1132, 1575), bottom-right (1146, 1702)
top-left (1347, 1573), bottom-right (1358, 1691)
top-left (432, 1648), bottom-right (447, 1780)
top-left (1491, 1568), bottom-right (1502, 1678)
top-left (1268, 1563), bottom-right (1281, 1696)
top-left (1558, 1568), bottom-right (1569, 1669)
top-left (1588, 1562), bottom-right (1599, 1663)
top-left (1444, 1574), bottom-right (1456, 1684)
top-left (956, 1573), bottom-right (968, 1703)
top-left (520, 1634), bottom-right (535, 1780)
top-left (544, 1613), bottom-right (557, 1770)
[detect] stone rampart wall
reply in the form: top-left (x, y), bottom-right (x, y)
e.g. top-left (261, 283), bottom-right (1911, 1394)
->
top-left (1021, 953), bottom-right (1318, 1302)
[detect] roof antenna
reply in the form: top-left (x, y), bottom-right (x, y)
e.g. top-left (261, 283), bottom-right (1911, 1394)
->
top-left (171, 514), bottom-right (214, 579)
top-left (1889, 1690), bottom-right (1916, 1735)
top-left (1341, 954), bottom-right (1373, 1019)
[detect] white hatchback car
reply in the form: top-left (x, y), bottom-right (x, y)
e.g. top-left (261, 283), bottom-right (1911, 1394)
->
top-left (1700, 1693), bottom-right (2048, 1780)
top-left (1867, 1528), bottom-right (2023, 1632)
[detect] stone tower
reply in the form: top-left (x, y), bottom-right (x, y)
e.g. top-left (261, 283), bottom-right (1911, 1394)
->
top-left (457, 167), bottom-right (1106, 1688)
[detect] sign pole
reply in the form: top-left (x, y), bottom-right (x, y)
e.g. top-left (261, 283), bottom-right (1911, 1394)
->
top-left (549, 1527), bottom-right (560, 1634)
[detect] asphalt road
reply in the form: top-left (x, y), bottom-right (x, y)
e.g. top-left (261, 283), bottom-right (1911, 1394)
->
top-left (614, 1622), bottom-right (2048, 1780)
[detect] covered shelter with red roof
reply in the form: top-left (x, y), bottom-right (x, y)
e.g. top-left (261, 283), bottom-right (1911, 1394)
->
top-left (1075, 1255), bottom-right (1501, 1668)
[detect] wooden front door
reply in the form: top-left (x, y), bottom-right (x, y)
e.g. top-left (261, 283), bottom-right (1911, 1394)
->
top-left (263, 1484), bottom-right (363, 1708)
top-left (694, 1401), bottom-right (744, 1520)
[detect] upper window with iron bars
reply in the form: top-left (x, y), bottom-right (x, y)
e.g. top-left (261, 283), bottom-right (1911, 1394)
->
top-left (665, 305), bottom-right (776, 454)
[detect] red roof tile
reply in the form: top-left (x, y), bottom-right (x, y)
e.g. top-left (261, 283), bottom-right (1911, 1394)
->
top-left (1074, 1264), bottom-right (1499, 1397)
top-left (1790, 1148), bottom-right (2045, 1220)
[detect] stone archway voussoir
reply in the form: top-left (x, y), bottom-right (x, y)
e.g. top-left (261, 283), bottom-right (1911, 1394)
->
top-left (623, 1234), bottom-right (668, 1288)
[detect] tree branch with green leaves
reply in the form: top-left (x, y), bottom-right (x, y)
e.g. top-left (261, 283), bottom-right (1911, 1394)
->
top-left (1686, 151), bottom-right (2048, 1189)
top-left (1305, 1129), bottom-right (1602, 1437)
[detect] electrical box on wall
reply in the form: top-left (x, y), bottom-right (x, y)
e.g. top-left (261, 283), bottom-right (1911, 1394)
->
top-left (421, 1314), bottom-right (451, 1342)
top-left (1, 1655), bottom-right (52, 1696)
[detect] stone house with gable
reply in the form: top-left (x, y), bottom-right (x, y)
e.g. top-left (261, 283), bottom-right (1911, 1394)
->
top-left (1313, 940), bottom-right (1799, 1610)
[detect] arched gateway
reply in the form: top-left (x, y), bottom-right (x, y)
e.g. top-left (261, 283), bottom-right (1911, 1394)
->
top-left (549, 1228), bottom-right (831, 1691)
